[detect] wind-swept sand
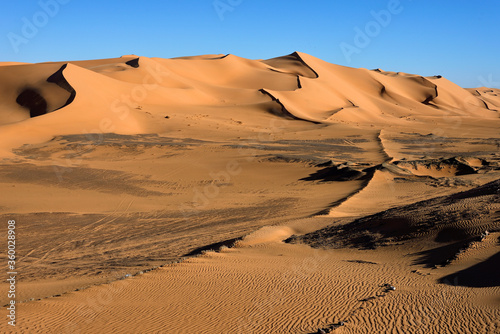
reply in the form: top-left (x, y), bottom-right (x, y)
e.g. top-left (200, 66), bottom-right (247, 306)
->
top-left (0, 52), bottom-right (499, 333)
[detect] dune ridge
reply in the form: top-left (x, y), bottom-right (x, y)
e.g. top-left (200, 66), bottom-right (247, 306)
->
top-left (1, 51), bottom-right (498, 155)
top-left (46, 64), bottom-right (76, 110)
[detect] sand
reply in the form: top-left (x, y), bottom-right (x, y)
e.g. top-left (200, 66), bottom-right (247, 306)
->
top-left (0, 52), bottom-right (498, 333)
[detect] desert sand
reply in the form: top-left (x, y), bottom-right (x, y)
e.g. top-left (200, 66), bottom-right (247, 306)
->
top-left (0, 52), bottom-right (499, 333)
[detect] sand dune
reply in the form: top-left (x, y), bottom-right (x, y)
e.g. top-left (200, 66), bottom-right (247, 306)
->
top-left (0, 51), bottom-right (498, 154)
top-left (0, 52), bottom-right (499, 333)
top-left (467, 87), bottom-right (500, 111)
top-left (0, 63), bottom-right (73, 124)
top-left (293, 179), bottom-right (499, 250)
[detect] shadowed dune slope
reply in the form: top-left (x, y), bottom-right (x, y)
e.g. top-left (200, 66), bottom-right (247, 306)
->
top-left (292, 179), bottom-right (499, 250)
top-left (0, 63), bottom-right (74, 124)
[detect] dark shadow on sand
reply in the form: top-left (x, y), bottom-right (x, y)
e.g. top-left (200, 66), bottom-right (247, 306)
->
top-left (439, 251), bottom-right (500, 287)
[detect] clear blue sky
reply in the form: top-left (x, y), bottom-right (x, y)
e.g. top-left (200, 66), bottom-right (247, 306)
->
top-left (1, 0), bottom-right (499, 88)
